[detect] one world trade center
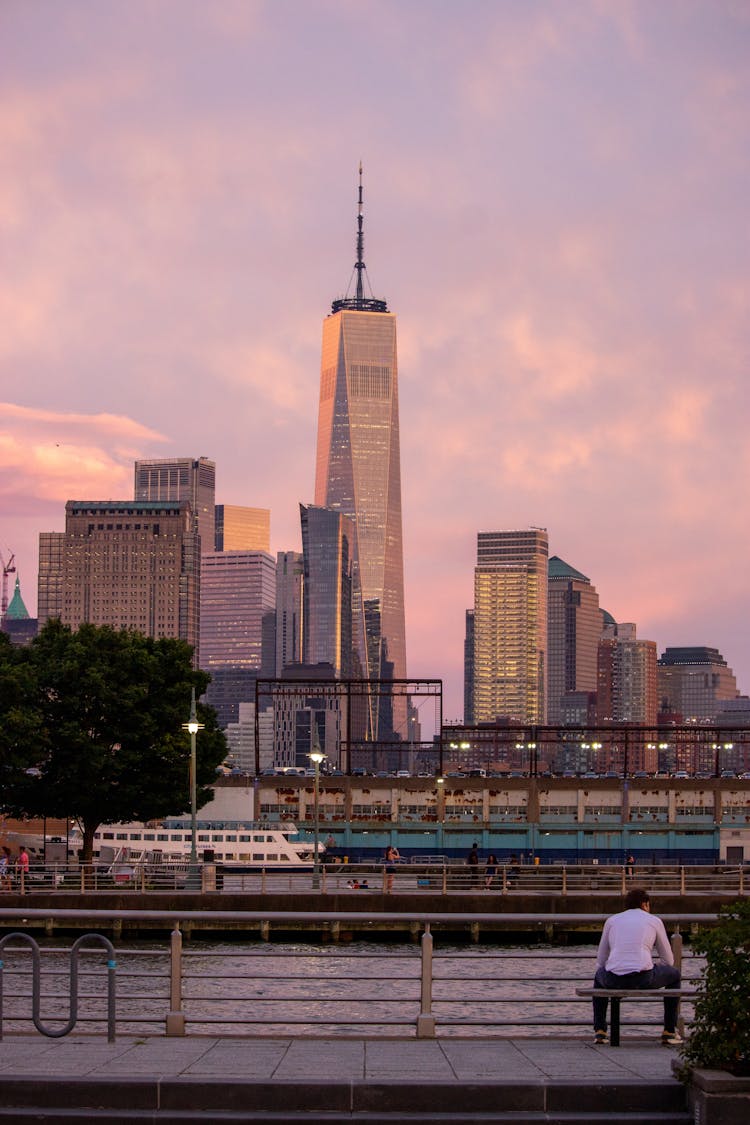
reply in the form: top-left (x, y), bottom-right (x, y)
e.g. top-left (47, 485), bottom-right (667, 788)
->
top-left (313, 167), bottom-right (407, 741)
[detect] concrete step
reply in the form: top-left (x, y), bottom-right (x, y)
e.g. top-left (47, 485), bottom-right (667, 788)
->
top-left (0, 1111), bottom-right (695, 1124)
top-left (0, 1076), bottom-right (691, 1123)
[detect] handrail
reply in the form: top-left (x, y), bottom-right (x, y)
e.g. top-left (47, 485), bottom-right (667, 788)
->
top-left (6, 859), bottom-right (749, 897)
top-left (0, 910), bottom-right (713, 1042)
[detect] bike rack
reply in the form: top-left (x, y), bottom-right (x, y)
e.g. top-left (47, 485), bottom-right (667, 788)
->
top-left (0, 932), bottom-right (117, 1042)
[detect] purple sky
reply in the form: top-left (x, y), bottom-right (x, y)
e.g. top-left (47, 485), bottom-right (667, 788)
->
top-left (2, 1), bottom-right (749, 719)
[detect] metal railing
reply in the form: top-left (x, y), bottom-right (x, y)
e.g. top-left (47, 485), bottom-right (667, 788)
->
top-left (4, 861), bottom-right (747, 896)
top-left (0, 908), bottom-right (714, 1040)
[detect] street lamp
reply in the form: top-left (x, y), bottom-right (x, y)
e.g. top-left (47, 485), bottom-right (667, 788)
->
top-left (309, 740), bottom-right (326, 890)
top-left (182, 688), bottom-right (205, 868)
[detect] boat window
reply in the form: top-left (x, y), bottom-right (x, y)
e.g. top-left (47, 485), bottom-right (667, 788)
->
top-left (225, 835), bottom-right (236, 842)
top-left (130, 833), bottom-right (142, 841)
top-left (103, 832), bottom-right (114, 839)
top-left (170, 835), bottom-right (183, 842)
top-left (266, 854), bottom-right (278, 861)
top-left (143, 833), bottom-right (155, 840)
top-left (116, 833), bottom-right (128, 840)
top-left (213, 835), bottom-right (224, 842)
top-left (280, 855), bottom-right (290, 861)
top-left (157, 834), bottom-right (169, 841)
top-left (239, 835), bottom-right (252, 842)
top-left (198, 834), bottom-right (209, 842)
top-left (252, 853), bottom-right (264, 860)
top-left (225, 853), bottom-right (235, 860)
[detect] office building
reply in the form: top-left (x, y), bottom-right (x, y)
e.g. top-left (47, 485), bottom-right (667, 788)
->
top-left (1, 574), bottom-right (37, 646)
top-left (134, 457), bottom-right (215, 550)
top-left (272, 662), bottom-right (345, 770)
top-left (215, 505), bottom-right (270, 552)
top-left (597, 622), bottom-right (657, 724)
top-left (472, 529), bottom-right (548, 724)
top-left (313, 168), bottom-right (407, 739)
top-left (199, 550), bottom-right (277, 726)
top-left (547, 556), bottom-right (603, 723)
top-left (463, 610), bottom-right (475, 724)
top-left (657, 646), bottom-right (739, 722)
top-left (300, 504), bottom-right (354, 679)
top-left (224, 700), bottom-right (275, 774)
top-left (275, 551), bottom-right (304, 675)
top-left (37, 501), bottom-right (200, 652)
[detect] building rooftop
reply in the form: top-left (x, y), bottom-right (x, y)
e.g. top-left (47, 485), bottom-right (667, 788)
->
top-left (548, 555), bottom-right (590, 582)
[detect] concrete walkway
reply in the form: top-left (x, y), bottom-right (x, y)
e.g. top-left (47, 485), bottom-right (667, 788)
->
top-left (0, 1034), bottom-right (682, 1083)
top-left (0, 1037), bottom-right (690, 1122)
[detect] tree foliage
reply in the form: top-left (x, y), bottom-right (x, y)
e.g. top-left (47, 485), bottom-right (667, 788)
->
top-left (1, 621), bottom-right (227, 862)
top-left (679, 898), bottom-right (750, 1076)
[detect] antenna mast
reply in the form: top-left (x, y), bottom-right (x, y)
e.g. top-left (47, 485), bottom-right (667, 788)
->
top-left (355, 161), bottom-right (365, 304)
top-left (331, 165), bottom-right (388, 314)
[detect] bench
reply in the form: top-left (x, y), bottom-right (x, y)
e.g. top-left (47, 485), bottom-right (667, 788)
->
top-left (575, 988), bottom-right (696, 1046)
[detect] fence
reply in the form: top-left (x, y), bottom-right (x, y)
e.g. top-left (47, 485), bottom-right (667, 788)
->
top-left (5, 860), bottom-right (748, 896)
top-left (0, 909), bottom-right (713, 1040)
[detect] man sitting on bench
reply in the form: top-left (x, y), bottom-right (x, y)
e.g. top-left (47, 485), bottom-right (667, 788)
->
top-left (593, 887), bottom-right (681, 1046)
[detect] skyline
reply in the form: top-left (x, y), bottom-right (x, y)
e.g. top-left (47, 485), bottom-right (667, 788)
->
top-left (2, 1), bottom-right (749, 719)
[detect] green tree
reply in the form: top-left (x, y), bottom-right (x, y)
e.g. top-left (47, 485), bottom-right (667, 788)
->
top-left (0, 632), bottom-right (43, 801)
top-left (6, 621), bottom-right (227, 863)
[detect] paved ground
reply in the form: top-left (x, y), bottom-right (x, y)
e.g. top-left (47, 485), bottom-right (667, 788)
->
top-left (0, 1034), bottom-right (682, 1083)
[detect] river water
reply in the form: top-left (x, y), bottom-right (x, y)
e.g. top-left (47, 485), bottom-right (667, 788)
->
top-left (0, 938), bottom-right (702, 1038)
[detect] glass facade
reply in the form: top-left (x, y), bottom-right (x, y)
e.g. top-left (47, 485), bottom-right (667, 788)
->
top-left (199, 550), bottom-right (277, 726)
top-left (300, 504), bottom-right (354, 678)
top-left (472, 530), bottom-right (548, 724)
top-left (314, 308), bottom-right (407, 737)
top-left (547, 556), bottom-right (602, 723)
top-left (215, 505), bottom-right (270, 552)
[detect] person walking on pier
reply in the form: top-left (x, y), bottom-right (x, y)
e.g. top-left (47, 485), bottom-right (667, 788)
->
top-left (467, 843), bottom-right (480, 887)
top-left (484, 854), bottom-right (498, 889)
top-left (592, 887), bottom-right (681, 1046)
top-left (384, 845), bottom-right (400, 892)
top-left (0, 846), bottom-right (11, 891)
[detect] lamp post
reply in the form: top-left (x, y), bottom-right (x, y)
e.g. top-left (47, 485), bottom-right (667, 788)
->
top-left (182, 688), bottom-right (205, 868)
top-left (309, 739), bottom-right (326, 890)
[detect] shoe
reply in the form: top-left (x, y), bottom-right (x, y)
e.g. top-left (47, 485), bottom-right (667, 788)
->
top-left (594, 1030), bottom-right (608, 1045)
top-left (661, 1030), bottom-right (683, 1046)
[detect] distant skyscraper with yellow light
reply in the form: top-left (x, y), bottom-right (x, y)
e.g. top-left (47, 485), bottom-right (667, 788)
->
top-left (472, 529), bottom-right (548, 724)
top-left (215, 505), bottom-right (270, 552)
top-left (313, 167), bottom-right (406, 739)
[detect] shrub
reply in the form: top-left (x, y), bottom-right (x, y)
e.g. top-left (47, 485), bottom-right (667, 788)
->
top-left (680, 898), bottom-right (750, 1076)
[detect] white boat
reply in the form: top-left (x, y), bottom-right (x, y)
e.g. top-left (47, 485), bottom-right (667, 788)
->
top-left (75, 819), bottom-right (324, 869)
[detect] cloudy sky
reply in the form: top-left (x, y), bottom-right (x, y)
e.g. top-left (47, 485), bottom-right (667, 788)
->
top-left (2, 0), bottom-right (748, 719)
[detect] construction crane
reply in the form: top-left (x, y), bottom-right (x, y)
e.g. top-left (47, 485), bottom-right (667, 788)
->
top-left (1, 550), bottom-right (16, 617)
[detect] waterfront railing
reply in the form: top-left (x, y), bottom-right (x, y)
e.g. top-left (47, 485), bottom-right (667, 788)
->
top-left (0, 908), bottom-right (713, 1040)
top-left (4, 860), bottom-right (747, 896)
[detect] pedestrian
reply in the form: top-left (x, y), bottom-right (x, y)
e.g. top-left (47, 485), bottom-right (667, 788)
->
top-left (0, 845), bottom-right (11, 891)
top-left (625, 854), bottom-right (635, 877)
top-left (384, 845), bottom-right (400, 892)
top-left (17, 846), bottom-right (30, 886)
top-left (484, 853), bottom-right (498, 889)
top-left (507, 854), bottom-right (520, 887)
top-left (467, 842), bottom-right (480, 887)
top-left (592, 887), bottom-right (681, 1046)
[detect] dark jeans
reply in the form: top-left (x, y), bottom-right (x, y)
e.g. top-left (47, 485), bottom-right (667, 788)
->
top-left (593, 965), bottom-right (681, 1032)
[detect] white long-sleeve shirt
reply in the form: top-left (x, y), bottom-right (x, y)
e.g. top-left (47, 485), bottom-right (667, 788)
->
top-left (596, 907), bottom-right (674, 974)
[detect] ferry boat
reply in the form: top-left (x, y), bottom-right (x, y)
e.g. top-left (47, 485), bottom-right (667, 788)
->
top-left (78, 818), bottom-right (324, 870)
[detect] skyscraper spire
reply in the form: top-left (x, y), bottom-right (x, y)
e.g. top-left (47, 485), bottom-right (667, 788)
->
top-left (355, 161), bottom-right (365, 304)
top-left (332, 164), bottom-right (388, 314)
